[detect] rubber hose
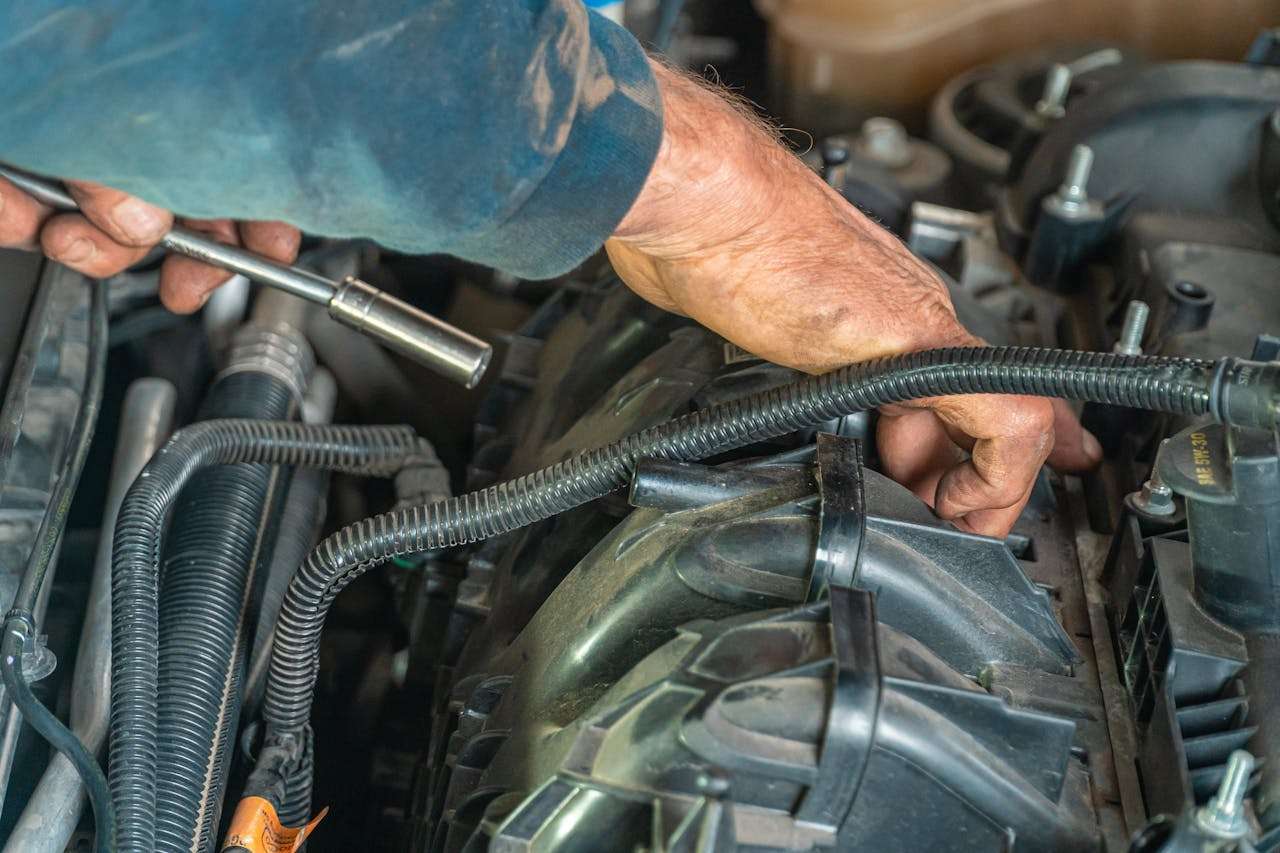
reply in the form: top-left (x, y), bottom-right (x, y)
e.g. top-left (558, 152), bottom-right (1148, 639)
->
top-left (261, 347), bottom-right (1244, 743)
top-left (110, 421), bottom-right (434, 853)
top-left (155, 371), bottom-right (297, 853)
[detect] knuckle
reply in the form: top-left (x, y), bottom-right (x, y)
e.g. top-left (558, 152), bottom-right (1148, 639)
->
top-left (979, 469), bottom-right (1022, 506)
top-left (972, 454), bottom-right (1031, 508)
top-left (992, 478), bottom-right (1028, 507)
top-left (1022, 401), bottom-right (1058, 457)
top-left (899, 289), bottom-right (969, 350)
top-left (1005, 397), bottom-right (1056, 439)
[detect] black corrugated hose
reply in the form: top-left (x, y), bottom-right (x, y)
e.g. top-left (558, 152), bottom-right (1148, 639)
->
top-left (242, 464), bottom-right (331, 720)
top-left (251, 347), bottom-right (1280, 820)
top-left (110, 422), bottom-right (437, 853)
top-left (1, 282), bottom-right (112, 853)
top-left (154, 368), bottom-right (299, 853)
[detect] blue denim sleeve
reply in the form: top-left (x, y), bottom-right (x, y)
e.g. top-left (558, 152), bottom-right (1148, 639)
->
top-left (0, 1), bottom-right (662, 278)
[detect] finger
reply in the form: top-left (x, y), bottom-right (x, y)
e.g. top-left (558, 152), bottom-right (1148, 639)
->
top-left (41, 213), bottom-right (151, 278)
top-left (158, 219), bottom-right (239, 313)
top-left (65, 180), bottom-right (172, 248)
top-left (946, 479), bottom-right (1037, 538)
top-left (0, 177), bottom-right (52, 250)
top-left (928, 395), bottom-right (1055, 534)
top-left (1046, 398), bottom-right (1103, 471)
top-left (239, 220), bottom-right (301, 263)
top-left (876, 408), bottom-right (966, 507)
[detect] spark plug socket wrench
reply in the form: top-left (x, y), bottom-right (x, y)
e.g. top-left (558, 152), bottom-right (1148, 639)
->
top-left (0, 165), bottom-right (492, 388)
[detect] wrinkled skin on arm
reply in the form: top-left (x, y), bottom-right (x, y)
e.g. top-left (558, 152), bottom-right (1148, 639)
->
top-left (0, 60), bottom-right (1098, 538)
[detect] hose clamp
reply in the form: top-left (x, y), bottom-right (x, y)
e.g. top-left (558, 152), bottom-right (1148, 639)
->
top-left (1207, 357), bottom-right (1232, 425)
top-left (218, 322), bottom-right (316, 408)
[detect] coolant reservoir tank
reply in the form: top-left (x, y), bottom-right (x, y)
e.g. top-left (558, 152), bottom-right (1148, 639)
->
top-left (1160, 423), bottom-right (1280, 632)
top-left (754, 0), bottom-right (1277, 134)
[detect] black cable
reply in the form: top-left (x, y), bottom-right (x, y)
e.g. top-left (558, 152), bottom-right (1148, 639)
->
top-left (0, 627), bottom-right (114, 853)
top-left (259, 346), bottom-right (1280, 747)
top-left (244, 347), bottom-right (1280, 818)
top-left (109, 422), bottom-right (436, 853)
top-left (2, 280), bottom-right (112, 852)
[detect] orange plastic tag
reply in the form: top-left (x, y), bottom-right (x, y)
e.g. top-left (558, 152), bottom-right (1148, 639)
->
top-left (220, 796), bottom-right (328, 853)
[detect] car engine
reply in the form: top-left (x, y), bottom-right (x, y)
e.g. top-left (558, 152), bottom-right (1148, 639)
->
top-left (0, 19), bottom-right (1279, 853)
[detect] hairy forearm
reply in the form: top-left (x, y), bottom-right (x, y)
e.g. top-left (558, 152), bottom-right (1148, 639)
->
top-left (613, 62), bottom-right (795, 255)
top-left (609, 61), bottom-right (965, 373)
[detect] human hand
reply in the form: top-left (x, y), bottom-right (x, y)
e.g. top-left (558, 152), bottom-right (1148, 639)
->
top-left (608, 62), bottom-right (1101, 538)
top-left (0, 175), bottom-right (299, 312)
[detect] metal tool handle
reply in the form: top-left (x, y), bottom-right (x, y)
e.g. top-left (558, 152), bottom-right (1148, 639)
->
top-left (0, 165), bottom-right (492, 388)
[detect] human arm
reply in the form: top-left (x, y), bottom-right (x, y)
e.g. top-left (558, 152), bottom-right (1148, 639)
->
top-left (0, 0), bottom-right (661, 307)
top-left (606, 63), bottom-right (1101, 535)
top-left (0, 5), bottom-right (1098, 536)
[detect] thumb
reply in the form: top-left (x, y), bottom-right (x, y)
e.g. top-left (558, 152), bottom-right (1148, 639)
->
top-left (66, 180), bottom-right (172, 248)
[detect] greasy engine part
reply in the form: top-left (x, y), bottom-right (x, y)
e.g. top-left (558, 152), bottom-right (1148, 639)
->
top-left (928, 44), bottom-right (1139, 201)
top-left (0, 263), bottom-right (97, 788)
top-left (383, 46), bottom-right (1280, 844)
top-left (480, 589), bottom-right (1098, 852)
top-left (418, 435), bottom-right (1105, 850)
top-left (1129, 421), bottom-right (1280, 832)
top-left (4, 33), bottom-right (1280, 853)
top-left (5, 379), bottom-right (174, 853)
top-left (0, 278), bottom-right (110, 853)
top-left (244, 341), bottom-right (1278, 824)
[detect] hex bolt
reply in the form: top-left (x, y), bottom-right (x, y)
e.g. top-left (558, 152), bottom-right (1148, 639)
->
top-left (1196, 749), bottom-right (1255, 840)
top-left (1035, 64), bottom-right (1072, 119)
top-left (695, 769), bottom-right (730, 798)
top-left (860, 117), bottom-right (913, 168)
top-left (1058, 145), bottom-right (1094, 206)
top-left (1114, 300), bottom-right (1150, 355)
top-left (1129, 438), bottom-right (1176, 517)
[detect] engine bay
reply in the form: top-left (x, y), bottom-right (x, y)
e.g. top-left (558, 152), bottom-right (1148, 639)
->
top-left (1, 19), bottom-right (1279, 853)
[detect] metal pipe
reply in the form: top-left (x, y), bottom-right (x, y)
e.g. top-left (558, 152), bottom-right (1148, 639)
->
top-left (243, 370), bottom-right (337, 718)
top-left (5, 379), bottom-right (176, 853)
top-left (0, 165), bottom-right (492, 388)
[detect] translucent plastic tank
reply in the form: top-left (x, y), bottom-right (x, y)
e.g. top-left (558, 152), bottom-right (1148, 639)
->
top-left (755, 0), bottom-right (1278, 133)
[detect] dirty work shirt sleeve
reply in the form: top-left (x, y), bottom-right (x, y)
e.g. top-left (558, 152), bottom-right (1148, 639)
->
top-left (0, 2), bottom-right (663, 278)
